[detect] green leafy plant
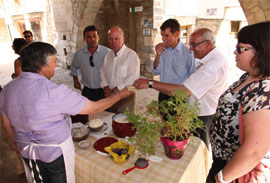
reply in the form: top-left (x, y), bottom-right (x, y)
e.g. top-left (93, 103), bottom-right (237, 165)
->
top-left (124, 111), bottom-right (162, 157)
top-left (148, 89), bottom-right (205, 141)
top-left (124, 89), bottom-right (204, 157)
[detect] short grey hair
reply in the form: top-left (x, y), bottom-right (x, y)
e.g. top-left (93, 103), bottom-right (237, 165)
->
top-left (201, 29), bottom-right (215, 46)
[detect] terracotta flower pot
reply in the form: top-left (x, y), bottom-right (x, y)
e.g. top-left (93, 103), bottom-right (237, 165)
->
top-left (160, 137), bottom-right (188, 160)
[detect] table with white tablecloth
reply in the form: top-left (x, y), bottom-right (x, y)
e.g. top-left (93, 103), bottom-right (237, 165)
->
top-left (74, 111), bottom-right (212, 183)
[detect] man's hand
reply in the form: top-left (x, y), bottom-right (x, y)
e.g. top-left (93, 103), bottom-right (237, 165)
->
top-left (113, 87), bottom-right (120, 94)
top-left (104, 86), bottom-right (112, 97)
top-left (73, 80), bottom-right (82, 91)
top-left (11, 73), bottom-right (15, 79)
top-left (153, 42), bottom-right (166, 69)
top-left (155, 42), bottom-right (166, 56)
top-left (73, 76), bottom-right (81, 90)
top-left (133, 78), bottom-right (150, 89)
top-left (118, 88), bottom-right (133, 99)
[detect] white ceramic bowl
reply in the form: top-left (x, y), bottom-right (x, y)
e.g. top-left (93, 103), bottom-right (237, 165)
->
top-left (78, 139), bottom-right (91, 150)
top-left (89, 118), bottom-right (104, 132)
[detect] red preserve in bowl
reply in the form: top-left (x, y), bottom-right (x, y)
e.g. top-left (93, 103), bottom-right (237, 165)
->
top-left (112, 114), bottom-right (136, 138)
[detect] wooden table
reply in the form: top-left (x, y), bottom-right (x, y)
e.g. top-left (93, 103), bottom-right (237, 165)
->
top-left (74, 111), bottom-right (212, 183)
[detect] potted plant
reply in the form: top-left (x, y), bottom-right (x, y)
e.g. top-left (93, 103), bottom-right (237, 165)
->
top-left (124, 111), bottom-right (162, 159)
top-left (125, 89), bottom-right (204, 160)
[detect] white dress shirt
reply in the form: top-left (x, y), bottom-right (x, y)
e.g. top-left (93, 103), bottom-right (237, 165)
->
top-left (183, 48), bottom-right (229, 116)
top-left (100, 44), bottom-right (140, 90)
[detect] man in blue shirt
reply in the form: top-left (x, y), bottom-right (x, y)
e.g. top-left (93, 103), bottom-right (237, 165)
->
top-left (151, 19), bottom-right (195, 102)
top-left (70, 25), bottom-right (110, 101)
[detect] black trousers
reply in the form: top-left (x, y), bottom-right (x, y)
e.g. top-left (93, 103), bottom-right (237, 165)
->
top-left (158, 92), bottom-right (176, 121)
top-left (23, 155), bottom-right (66, 183)
top-left (158, 92), bottom-right (171, 102)
top-left (206, 156), bottom-right (227, 183)
top-left (82, 86), bottom-right (105, 101)
top-left (206, 156), bottom-right (240, 183)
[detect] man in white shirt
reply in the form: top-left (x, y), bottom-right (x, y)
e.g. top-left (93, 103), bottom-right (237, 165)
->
top-left (133, 28), bottom-right (229, 149)
top-left (100, 26), bottom-right (140, 113)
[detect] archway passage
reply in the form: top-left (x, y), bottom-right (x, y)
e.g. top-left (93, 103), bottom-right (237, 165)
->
top-left (238, 0), bottom-right (270, 24)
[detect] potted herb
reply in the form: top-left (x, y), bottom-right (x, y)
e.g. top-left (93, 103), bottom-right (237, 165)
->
top-left (152, 89), bottom-right (204, 159)
top-left (124, 111), bottom-right (162, 159)
top-left (125, 89), bottom-right (204, 160)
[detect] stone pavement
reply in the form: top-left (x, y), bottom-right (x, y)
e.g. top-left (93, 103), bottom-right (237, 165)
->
top-left (1, 120), bottom-right (28, 183)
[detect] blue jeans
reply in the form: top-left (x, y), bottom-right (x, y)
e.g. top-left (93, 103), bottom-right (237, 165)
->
top-left (23, 155), bottom-right (66, 183)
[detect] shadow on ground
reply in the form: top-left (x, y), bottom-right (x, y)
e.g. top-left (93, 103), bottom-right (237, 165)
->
top-left (0, 119), bottom-right (27, 183)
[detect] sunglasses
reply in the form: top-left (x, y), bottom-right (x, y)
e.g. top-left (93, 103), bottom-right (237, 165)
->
top-left (236, 46), bottom-right (254, 54)
top-left (89, 56), bottom-right (94, 67)
top-left (24, 35), bottom-right (32, 38)
top-left (189, 40), bottom-right (209, 48)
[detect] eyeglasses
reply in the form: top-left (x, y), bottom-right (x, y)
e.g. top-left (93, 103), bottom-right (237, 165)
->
top-left (24, 35), bottom-right (32, 38)
top-left (236, 46), bottom-right (254, 54)
top-left (89, 55), bottom-right (94, 67)
top-left (189, 40), bottom-right (209, 48)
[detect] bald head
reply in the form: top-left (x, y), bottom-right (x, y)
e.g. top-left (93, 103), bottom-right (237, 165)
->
top-left (108, 26), bottom-right (124, 37)
top-left (108, 26), bottom-right (125, 54)
top-left (189, 28), bottom-right (216, 59)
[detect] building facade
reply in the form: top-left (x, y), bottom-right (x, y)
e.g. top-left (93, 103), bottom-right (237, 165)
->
top-left (0, 0), bottom-right (268, 79)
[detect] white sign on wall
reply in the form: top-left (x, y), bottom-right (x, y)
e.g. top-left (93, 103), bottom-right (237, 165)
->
top-left (142, 18), bottom-right (153, 27)
top-left (207, 8), bottom-right (217, 16)
top-left (143, 28), bottom-right (151, 36)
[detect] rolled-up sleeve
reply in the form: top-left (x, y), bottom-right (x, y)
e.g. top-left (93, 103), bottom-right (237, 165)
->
top-left (151, 61), bottom-right (161, 76)
top-left (100, 56), bottom-right (108, 88)
top-left (183, 66), bottom-right (218, 100)
top-left (55, 84), bottom-right (87, 115)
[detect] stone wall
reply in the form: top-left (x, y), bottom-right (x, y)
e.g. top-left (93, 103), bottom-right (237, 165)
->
top-left (48, 0), bottom-right (270, 72)
top-left (1, 0), bottom-right (269, 76)
top-left (0, 18), bottom-right (9, 43)
top-left (239, 0), bottom-right (270, 24)
top-left (196, 19), bottom-right (223, 35)
top-left (51, 0), bottom-right (88, 67)
top-left (76, 0), bottom-right (155, 78)
top-left (75, 0), bottom-right (103, 50)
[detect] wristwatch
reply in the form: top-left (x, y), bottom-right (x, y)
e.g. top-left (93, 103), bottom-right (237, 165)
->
top-left (148, 80), bottom-right (153, 88)
top-left (217, 170), bottom-right (230, 183)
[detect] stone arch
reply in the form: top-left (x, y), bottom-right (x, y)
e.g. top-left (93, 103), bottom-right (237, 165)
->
top-left (238, 0), bottom-right (270, 24)
top-left (74, 0), bottom-right (104, 50)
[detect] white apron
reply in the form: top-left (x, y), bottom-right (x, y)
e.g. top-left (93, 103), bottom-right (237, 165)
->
top-left (22, 117), bottom-right (75, 183)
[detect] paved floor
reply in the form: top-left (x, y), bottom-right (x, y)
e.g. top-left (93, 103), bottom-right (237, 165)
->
top-left (1, 120), bottom-right (27, 183)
